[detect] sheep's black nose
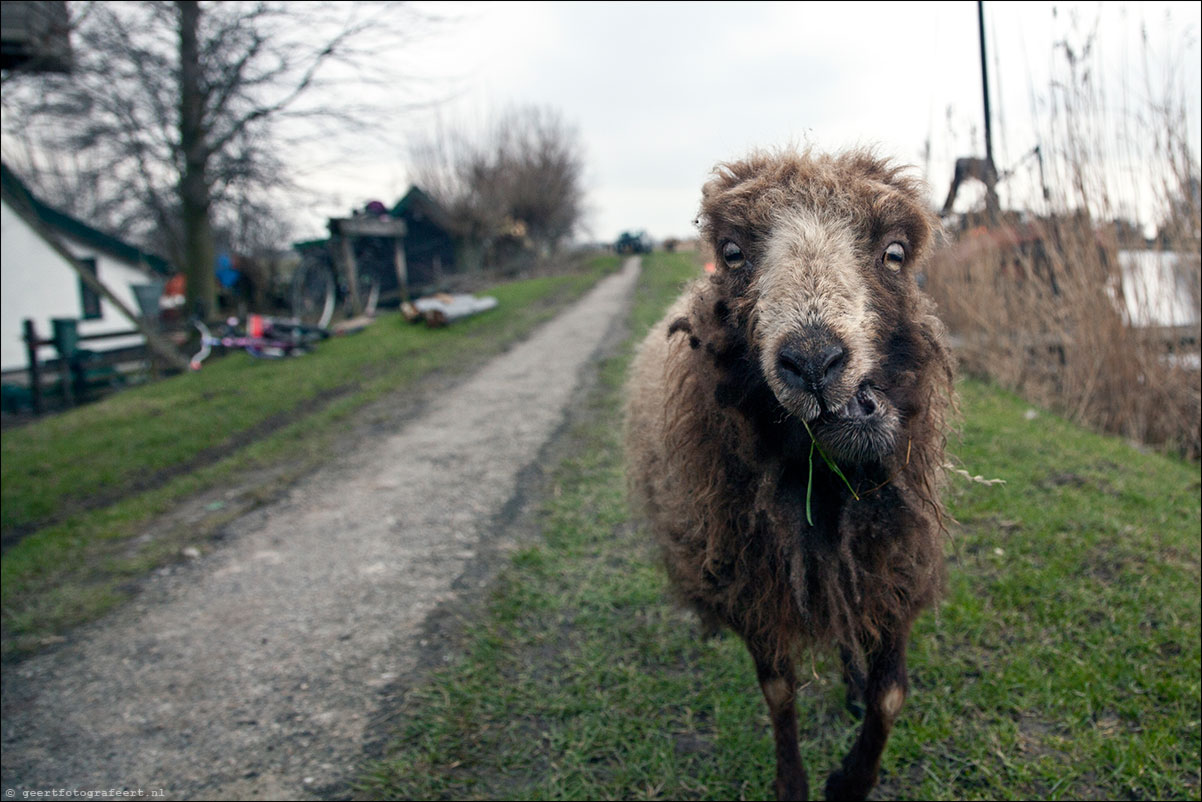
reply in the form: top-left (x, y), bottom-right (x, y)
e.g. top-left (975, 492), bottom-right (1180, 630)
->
top-left (777, 334), bottom-right (847, 393)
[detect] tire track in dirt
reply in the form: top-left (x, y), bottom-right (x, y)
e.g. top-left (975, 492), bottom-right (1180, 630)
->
top-left (1, 258), bottom-right (641, 800)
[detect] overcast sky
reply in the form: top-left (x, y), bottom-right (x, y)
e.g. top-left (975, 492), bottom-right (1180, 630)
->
top-left (294, 1), bottom-right (1202, 244)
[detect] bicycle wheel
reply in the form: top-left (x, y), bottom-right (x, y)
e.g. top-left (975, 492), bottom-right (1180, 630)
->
top-left (290, 258), bottom-right (337, 328)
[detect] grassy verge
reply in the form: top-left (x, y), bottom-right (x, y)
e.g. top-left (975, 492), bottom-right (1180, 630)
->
top-left (0, 255), bottom-right (621, 659)
top-left (362, 251), bottom-right (1201, 801)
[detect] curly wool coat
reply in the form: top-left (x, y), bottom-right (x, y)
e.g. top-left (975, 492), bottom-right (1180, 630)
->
top-left (624, 148), bottom-right (955, 801)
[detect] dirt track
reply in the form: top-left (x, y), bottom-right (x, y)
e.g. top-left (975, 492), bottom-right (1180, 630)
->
top-left (1, 257), bottom-right (641, 801)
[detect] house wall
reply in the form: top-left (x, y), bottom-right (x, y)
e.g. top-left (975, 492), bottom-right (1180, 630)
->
top-left (1, 199), bottom-right (150, 372)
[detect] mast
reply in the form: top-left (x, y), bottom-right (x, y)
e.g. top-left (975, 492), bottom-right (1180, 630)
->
top-left (938, 1), bottom-right (1002, 220)
top-left (978, 0), bottom-right (1000, 220)
top-left (978, 0), bottom-right (994, 170)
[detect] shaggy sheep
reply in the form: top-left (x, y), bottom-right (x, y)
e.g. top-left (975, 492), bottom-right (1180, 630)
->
top-left (624, 148), bottom-right (954, 801)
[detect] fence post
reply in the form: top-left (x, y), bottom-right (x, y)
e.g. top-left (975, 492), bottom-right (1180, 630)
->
top-left (51, 318), bottom-right (78, 407)
top-left (131, 281), bottom-right (165, 379)
top-left (23, 318), bottom-right (43, 415)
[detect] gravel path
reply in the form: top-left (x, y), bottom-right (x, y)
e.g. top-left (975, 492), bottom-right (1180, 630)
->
top-left (1, 258), bottom-right (641, 801)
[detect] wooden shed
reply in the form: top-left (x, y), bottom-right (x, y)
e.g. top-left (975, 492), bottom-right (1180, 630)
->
top-left (292, 186), bottom-right (460, 318)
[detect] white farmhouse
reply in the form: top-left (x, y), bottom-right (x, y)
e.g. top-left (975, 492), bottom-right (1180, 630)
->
top-left (1, 162), bottom-right (172, 375)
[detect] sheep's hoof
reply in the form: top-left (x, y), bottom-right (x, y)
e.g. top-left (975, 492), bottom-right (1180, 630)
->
top-left (824, 767), bottom-right (872, 802)
top-left (774, 773), bottom-right (809, 801)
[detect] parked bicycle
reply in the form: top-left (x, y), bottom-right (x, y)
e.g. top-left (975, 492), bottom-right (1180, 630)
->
top-left (289, 243), bottom-right (383, 328)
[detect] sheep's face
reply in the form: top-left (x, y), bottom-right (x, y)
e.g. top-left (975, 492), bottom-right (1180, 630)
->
top-left (699, 150), bottom-right (936, 465)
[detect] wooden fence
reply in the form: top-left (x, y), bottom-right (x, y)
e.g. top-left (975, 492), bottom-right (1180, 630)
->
top-left (12, 317), bottom-right (180, 415)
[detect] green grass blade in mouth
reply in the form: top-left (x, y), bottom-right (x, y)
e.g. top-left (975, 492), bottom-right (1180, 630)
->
top-left (806, 438), bottom-right (815, 525)
top-left (801, 417), bottom-right (861, 507)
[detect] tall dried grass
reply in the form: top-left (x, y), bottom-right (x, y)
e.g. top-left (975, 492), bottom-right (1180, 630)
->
top-left (927, 218), bottom-right (1199, 458)
top-left (925, 18), bottom-right (1201, 459)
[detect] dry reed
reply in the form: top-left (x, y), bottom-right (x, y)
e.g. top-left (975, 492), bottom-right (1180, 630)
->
top-left (925, 15), bottom-right (1200, 459)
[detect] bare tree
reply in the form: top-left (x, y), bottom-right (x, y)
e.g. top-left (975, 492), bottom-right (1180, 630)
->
top-left (411, 105), bottom-right (586, 266)
top-left (2, 1), bottom-right (443, 321)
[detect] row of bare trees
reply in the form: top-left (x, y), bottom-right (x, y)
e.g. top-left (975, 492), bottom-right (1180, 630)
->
top-left (3, 2), bottom-right (587, 319)
top-left (409, 105), bottom-right (586, 268)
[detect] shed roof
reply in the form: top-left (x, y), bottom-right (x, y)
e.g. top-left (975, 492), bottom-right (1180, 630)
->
top-left (293, 186), bottom-right (456, 252)
top-left (390, 186), bottom-right (455, 232)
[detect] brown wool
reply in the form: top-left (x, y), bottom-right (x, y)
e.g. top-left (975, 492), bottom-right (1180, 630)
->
top-left (624, 147), bottom-right (956, 801)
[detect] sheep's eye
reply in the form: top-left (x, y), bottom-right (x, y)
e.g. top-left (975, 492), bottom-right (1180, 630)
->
top-left (884, 242), bottom-right (906, 271)
top-left (721, 241), bottom-right (746, 269)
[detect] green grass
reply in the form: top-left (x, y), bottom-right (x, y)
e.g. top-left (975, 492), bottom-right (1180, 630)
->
top-left (0, 255), bottom-right (621, 659)
top-left (362, 251), bottom-right (1201, 801)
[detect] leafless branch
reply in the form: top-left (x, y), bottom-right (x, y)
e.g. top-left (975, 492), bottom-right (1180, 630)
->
top-left (3, 0), bottom-right (452, 318)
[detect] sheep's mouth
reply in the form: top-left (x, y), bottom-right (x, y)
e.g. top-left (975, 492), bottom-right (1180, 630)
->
top-left (813, 383), bottom-right (899, 463)
top-left (830, 384), bottom-right (882, 421)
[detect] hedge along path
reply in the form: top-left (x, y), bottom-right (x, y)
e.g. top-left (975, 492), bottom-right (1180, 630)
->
top-left (0, 257), bottom-right (643, 801)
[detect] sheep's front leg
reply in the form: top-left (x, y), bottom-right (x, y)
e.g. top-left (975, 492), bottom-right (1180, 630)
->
top-left (825, 624), bottom-right (912, 802)
top-left (747, 640), bottom-right (809, 801)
